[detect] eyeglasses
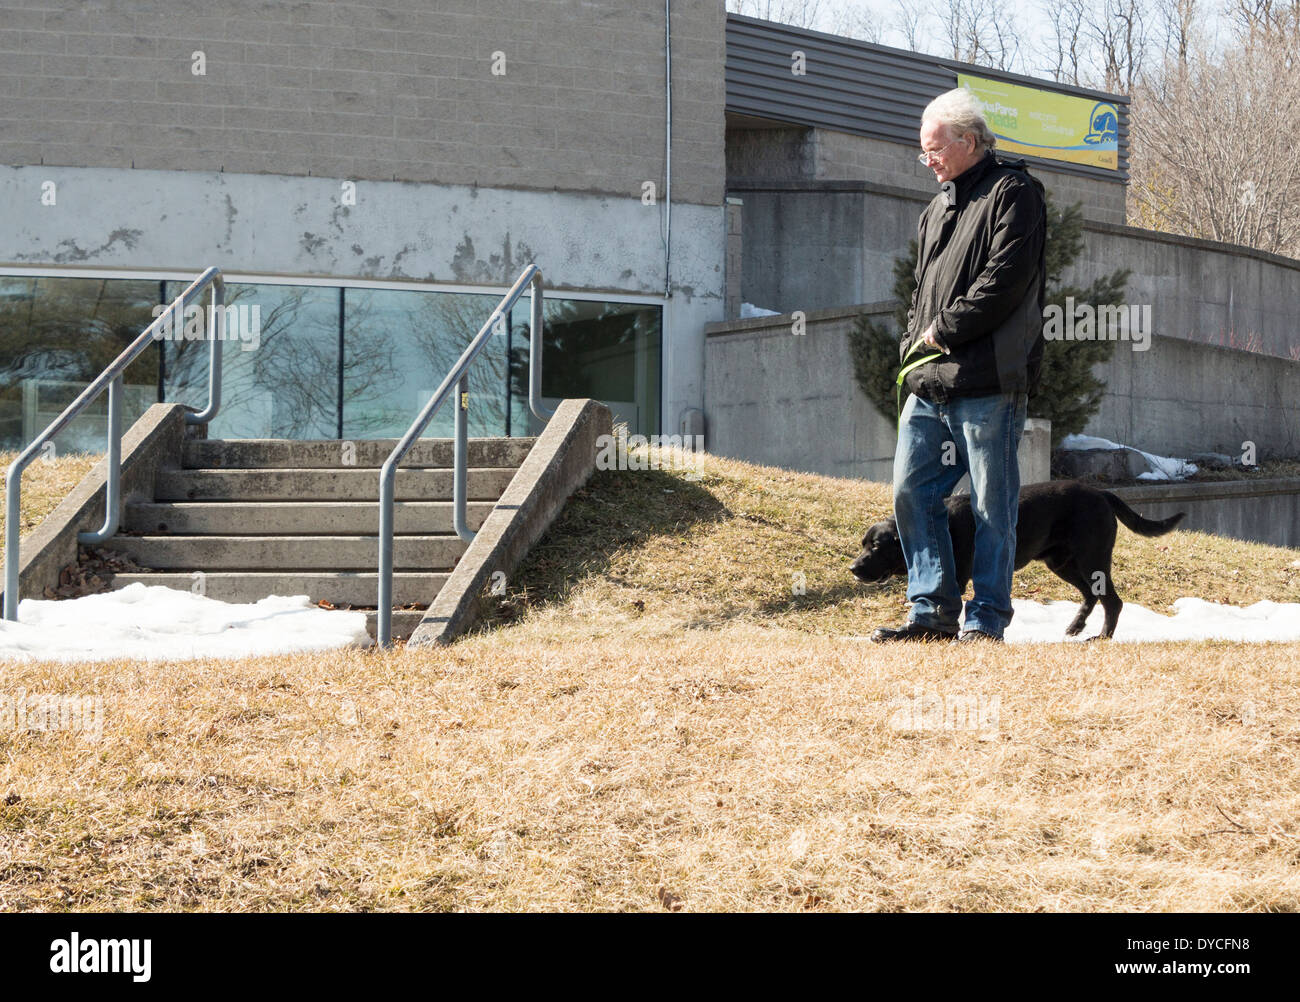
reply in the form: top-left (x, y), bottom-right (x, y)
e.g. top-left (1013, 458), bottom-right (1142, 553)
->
top-left (917, 139), bottom-right (964, 165)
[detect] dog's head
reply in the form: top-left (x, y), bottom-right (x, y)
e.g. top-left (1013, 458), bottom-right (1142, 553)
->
top-left (849, 517), bottom-right (906, 583)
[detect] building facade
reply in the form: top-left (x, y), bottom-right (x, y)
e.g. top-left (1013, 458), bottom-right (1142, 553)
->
top-left (1, 0), bottom-right (726, 451)
top-left (2, 4), bottom-right (1155, 456)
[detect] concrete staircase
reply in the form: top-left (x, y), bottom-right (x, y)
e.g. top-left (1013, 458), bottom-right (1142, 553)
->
top-left (98, 436), bottom-right (535, 640)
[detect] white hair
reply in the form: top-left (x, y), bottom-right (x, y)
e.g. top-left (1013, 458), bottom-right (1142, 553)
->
top-left (922, 88), bottom-right (997, 153)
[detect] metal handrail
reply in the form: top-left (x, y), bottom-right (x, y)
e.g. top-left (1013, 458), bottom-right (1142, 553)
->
top-left (3, 267), bottom-right (226, 620)
top-left (377, 264), bottom-right (553, 646)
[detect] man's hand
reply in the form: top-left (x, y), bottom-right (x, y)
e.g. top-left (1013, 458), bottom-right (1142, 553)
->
top-left (920, 322), bottom-right (948, 353)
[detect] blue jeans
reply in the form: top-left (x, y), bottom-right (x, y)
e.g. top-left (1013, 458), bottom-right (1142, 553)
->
top-left (892, 390), bottom-right (1028, 638)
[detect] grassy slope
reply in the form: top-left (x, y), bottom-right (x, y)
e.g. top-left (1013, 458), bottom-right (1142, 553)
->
top-left (0, 450), bottom-right (98, 547)
top-left (474, 449), bottom-right (1300, 639)
top-left (1, 450), bottom-right (1298, 912)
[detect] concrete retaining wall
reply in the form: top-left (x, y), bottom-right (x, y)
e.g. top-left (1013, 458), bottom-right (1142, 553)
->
top-left (730, 179), bottom-right (1300, 364)
top-left (1111, 479), bottom-right (1300, 549)
top-left (703, 304), bottom-right (1300, 481)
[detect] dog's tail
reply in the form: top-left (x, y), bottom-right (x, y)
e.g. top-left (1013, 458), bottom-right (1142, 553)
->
top-left (1103, 492), bottom-right (1186, 536)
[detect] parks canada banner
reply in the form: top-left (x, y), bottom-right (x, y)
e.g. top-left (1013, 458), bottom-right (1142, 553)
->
top-left (957, 73), bottom-right (1120, 171)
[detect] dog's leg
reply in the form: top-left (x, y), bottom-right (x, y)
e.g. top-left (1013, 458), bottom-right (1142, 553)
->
top-left (1046, 557), bottom-right (1096, 637)
top-left (1095, 573), bottom-right (1123, 639)
top-left (1071, 515), bottom-right (1122, 640)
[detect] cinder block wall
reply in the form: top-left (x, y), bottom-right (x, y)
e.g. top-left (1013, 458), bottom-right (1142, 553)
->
top-left (1, 0), bottom-right (724, 206)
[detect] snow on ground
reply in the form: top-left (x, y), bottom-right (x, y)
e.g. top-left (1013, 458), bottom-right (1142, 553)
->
top-left (1059, 433), bottom-right (1199, 481)
top-left (0, 584), bottom-right (371, 663)
top-left (1002, 597), bottom-right (1300, 643)
top-left (2, 586), bottom-right (1298, 663)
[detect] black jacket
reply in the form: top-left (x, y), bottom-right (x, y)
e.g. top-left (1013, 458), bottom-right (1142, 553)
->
top-left (900, 152), bottom-right (1047, 401)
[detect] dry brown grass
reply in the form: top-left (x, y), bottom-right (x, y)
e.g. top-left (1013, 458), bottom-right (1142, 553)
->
top-left (1, 448), bottom-right (1298, 912)
top-left (0, 450), bottom-right (98, 545)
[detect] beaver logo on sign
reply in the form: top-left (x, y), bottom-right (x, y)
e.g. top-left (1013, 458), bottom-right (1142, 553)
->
top-left (1085, 102), bottom-right (1118, 145)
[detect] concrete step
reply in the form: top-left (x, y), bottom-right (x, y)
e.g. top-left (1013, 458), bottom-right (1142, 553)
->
top-left (124, 500), bottom-right (496, 535)
top-left (101, 534), bottom-right (467, 571)
top-left (156, 467), bottom-right (516, 502)
top-left (184, 437), bottom-right (536, 470)
top-left (365, 609), bottom-right (425, 642)
top-left (109, 571), bottom-right (443, 607)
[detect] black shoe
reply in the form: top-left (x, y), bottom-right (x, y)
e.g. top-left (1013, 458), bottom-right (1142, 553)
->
top-left (951, 629), bottom-right (1004, 645)
top-left (869, 621), bottom-right (958, 643)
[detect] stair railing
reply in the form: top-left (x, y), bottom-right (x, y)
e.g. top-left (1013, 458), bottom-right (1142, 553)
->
top-left (377, 264), bottom-right (553, 647)
top-left (3, 267), bottom-right (226, 621)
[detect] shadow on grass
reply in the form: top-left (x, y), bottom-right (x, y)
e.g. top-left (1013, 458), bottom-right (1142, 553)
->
top-left (469, 467), bottom-right (731, 633)
top-left (675, 577), bottom-right (906, 632)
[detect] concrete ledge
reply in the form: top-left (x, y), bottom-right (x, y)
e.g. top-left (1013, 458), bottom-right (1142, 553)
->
top-left (1110, 477), bottom-right (1300, 548)
top-left (0, 403), bottom-right (188, 606)
top-left (705, 301), bottom-right (893, 338)
top-left (731, 175), bottom-right (1300, 273)
top-left (407, 398), bottom-right (613, 647)
top-left (1111, 477), bottom-right (1300, 503)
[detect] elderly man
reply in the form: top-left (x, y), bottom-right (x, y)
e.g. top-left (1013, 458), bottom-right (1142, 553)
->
top-left (870, 87), bottom-right (1047, 644)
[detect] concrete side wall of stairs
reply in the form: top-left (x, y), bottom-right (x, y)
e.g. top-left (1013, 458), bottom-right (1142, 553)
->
top-left (411, 398), bottom-right (613, 646)
top-left (0, 402), bottom-right (189, 610)
top-left (3, 399), bottom-right (611, 645)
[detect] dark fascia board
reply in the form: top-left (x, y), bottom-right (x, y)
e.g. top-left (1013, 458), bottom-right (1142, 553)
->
top-left (726, 13), bottom-right (1130, 180)
top-left (727, 12), bottom-right (1130, 105)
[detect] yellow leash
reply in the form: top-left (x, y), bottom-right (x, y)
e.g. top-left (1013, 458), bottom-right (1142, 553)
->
top-left (895, 336), bottom-right (943, 431)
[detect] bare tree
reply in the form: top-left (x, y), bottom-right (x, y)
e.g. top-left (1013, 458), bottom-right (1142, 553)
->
top-left (1039, 0), bottom-right (1088, 83)
top-left (1129, 31), bottom-right (1300, 256)
top-left (1089, 0), bottom-right (1149, 92)
top-left (893, 0), bottom-right (929, 50)
top-left (1152, 0), bottom-right (1201, 66)
top-left (1224, 0), bottom-right (1300, 37)
top-left (827, 2), bottom-right (884, 42)
top-left (933, 0), bottom-right (1023, 70)
top-left (727, 0), bottom-right (883, 40)
top-left (726, 0), bottom-right (828, 28)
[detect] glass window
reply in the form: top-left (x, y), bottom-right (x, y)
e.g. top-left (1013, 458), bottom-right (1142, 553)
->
top-left (511, 298), bottom-right (661, 435)
top-left (0, 276), bottom-right (159, 453)
top-left (163, 282), bottom-right (341, 440)
top-left (341, 287), bottom-right (511, 439)
top-left (0, 273), bottom-right (663, 450)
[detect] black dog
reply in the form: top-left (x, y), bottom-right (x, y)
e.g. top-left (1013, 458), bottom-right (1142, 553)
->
top-left (850, 480), bottom-right (1185, 639)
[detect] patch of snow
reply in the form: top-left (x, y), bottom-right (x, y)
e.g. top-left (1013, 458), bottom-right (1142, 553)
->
top-left (1059, 433), bottom-right (1198, 481)
top-left (1001, 597), bottom-right (1300, 644)
top-left (1060, 433), bottom-right (1125, 451)
top-left (740, 303), bottom-right (781, 318)
top-left (0, 584), bottom-right (371, 663)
